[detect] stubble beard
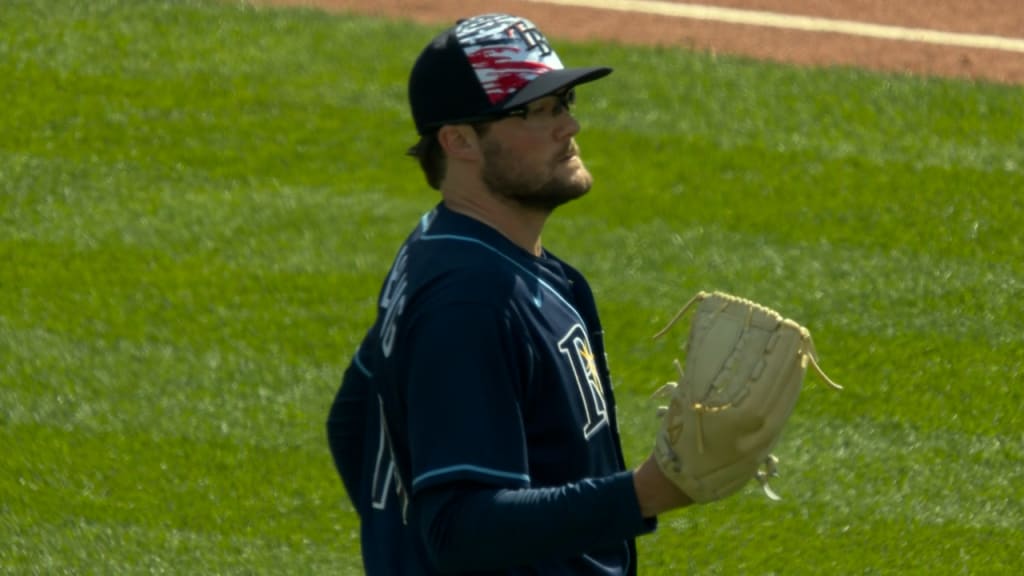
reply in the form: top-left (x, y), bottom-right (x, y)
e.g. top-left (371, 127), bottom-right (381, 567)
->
top-left (480, 139), bottom-right (593, 213)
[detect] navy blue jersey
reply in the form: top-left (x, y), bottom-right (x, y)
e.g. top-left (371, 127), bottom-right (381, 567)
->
top-left (328, 203), bottom-right (652, 575)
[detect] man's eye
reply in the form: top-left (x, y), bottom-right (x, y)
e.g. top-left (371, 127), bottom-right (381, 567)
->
top-left (528, 103), bottom-right (551, 117)
top-left (546, 100), bottom-right (569, 116)
top-left (553, 91), bottom-right (575, 115)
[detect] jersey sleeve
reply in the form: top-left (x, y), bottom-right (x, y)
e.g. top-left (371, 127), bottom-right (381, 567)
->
top-left (326, 341), bottom-right (375, 516)
top-left (404, 302), bottom-right (533, 495)
top-left (416, 473), bottom-right (656, 573)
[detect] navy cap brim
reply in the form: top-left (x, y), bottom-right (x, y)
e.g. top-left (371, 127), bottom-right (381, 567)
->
top-left (413, 64), bottom-right (614, 133)
top-left (500, 66), bottom-right (613, 110)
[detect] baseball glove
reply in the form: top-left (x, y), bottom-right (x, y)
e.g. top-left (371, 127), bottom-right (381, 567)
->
top-left (651, 291), bottom-right (841, 504)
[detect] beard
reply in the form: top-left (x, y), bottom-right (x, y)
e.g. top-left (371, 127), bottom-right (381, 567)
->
top-left (480, 138), bottom-right (594, 212)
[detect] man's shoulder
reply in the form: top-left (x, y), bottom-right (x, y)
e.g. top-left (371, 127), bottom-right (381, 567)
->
top-left (404, 208), bottom-right (536, 290)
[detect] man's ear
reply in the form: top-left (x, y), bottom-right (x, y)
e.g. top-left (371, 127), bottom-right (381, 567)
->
top-left (436, 125), bottom-right (482, 161)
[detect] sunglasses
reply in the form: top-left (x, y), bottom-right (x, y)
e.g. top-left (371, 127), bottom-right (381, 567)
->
top-left (502, 88), bottom-right (577, 121)
top-left (433, 88), bottom-right (577, 128)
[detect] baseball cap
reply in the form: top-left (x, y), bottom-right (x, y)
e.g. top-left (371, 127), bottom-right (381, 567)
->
top-left (408, 13), bottom-right (613, 135)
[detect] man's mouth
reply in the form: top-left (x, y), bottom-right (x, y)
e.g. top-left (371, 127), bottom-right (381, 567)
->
top-left (560, 144), bottom-right (580, 162)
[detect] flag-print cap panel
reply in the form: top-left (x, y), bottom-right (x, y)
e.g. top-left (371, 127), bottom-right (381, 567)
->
top-left (408, 13), bottom-right (613, 135)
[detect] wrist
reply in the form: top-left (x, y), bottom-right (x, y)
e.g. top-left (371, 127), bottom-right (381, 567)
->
top-left (633, 453), bottom-right (694, 518)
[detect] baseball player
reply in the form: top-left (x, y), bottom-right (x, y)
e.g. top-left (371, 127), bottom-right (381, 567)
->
top-left (327, 13), bottom-right (692, 575)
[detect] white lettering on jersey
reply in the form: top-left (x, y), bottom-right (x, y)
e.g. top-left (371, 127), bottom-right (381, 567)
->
top-left (558, 324), bottom-right (609, 439)
top-left (370, 398), bottom-right (395, 511)
top-left (379, 246), bottom-right (409, 358)
top-left (371, 396), bottom-right (409, 523)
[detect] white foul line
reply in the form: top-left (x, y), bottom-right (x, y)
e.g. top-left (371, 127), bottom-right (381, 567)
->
top-left (525, 0), bottom-right (1024, 53)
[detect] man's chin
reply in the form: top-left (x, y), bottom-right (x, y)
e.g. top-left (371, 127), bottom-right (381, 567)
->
top-left (537, 178), bottom-right (593, 211)
top-left (557, 158), bottom-right (591, 185)
top-left (484, 163), bottom-right (594, 211)
top-left (566, 170), bottom-right (593, 198)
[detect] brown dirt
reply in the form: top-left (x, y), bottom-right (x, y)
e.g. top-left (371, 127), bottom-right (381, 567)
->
top-left (258, 0), bottom-right (1024, 85)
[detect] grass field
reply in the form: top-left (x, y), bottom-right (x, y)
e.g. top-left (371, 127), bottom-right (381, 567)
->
top-left (2, 0), bottom-right (1022, 573)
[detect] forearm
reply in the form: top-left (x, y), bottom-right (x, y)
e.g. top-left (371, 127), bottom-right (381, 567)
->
top-left (417, 471), bottom-right (655, 573)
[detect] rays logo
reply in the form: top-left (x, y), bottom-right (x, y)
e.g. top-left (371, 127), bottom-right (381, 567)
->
top-left (558, 324), bottom-right (609, 439)
top-left (456, 14), bottom-right (565, 105)
top-left (509, 21), bottom-right (553, 56)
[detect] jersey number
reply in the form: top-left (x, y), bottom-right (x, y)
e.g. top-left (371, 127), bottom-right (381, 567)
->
top-left (370, 398), bottom-right (395, 510)
top-left (370, 396), bottom-right (410, 523)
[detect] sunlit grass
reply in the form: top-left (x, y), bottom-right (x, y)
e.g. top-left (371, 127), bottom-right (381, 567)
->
top-left (2, 0), bottom-right (1022, 573)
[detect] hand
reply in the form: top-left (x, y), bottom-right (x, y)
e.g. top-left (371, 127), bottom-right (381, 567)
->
top-left (632, 452), bottom-right (694, 518)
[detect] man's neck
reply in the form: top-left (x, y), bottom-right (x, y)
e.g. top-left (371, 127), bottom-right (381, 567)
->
top-left (442, 191), bottom-right (549, 257)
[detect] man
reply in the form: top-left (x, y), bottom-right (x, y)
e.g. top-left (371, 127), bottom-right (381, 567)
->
top-left (327, 13), bottom-right (692, 575)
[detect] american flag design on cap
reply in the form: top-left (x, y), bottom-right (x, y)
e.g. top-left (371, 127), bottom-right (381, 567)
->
top-left (455, 14), bottom-right (566, 105)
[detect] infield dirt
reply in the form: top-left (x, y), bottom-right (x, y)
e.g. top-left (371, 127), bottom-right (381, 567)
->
top-left (259, 0), bottom-right (1024, 85)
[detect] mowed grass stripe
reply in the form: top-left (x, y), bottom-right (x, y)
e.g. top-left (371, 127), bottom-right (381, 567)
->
top-left (2, 390), bottom-right (1019, 548)
top-left (640, 513), bottom-right (1021, 574)
top-left (6, 212), bottom-right (1023, 438)
top-left (1, 428), bottom-right (361, 575)
top-left (0, 429), bottom-right (364, 571)
top-left (3, 520), bottom-right (363, 576)
top-left (0, 423), bottom-right (347, 531)
top-left (559, 216), bottom-right (1024, 338)
top-left (6, 215), bottom-right (1023, 350)
top-left (571, 127), bottom-right (1024, 265)
top-left (0, 317), bottom-right (340, 446)
top-left (4, 300), bottom-right (1021, 446)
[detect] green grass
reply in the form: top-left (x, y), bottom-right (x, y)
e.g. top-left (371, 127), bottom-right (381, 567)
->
top-left (2, 0), bottom-right (1022, 573)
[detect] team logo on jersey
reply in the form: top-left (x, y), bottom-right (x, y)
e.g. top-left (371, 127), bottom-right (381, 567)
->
top-left (455, 14), bottom-right (564, 105)
top-left (558, 324), bottom-right (609, 439)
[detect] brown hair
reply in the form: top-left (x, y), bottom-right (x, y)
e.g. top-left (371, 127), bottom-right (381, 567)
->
top-left (407, 124), bottom-right (493, 191)
top-left (407, 133), bottom-right (446, 191)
